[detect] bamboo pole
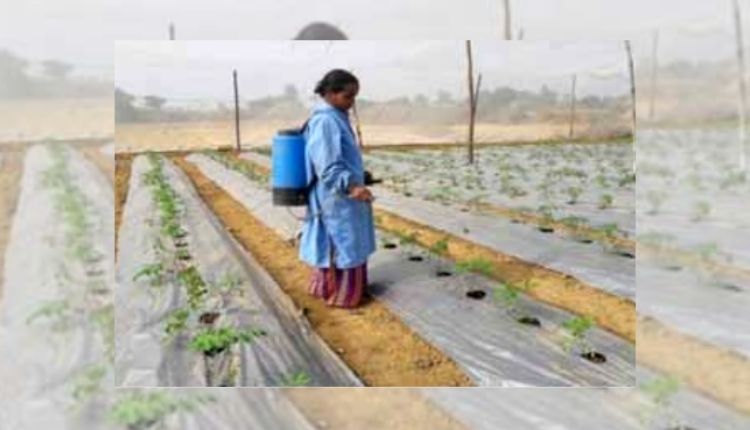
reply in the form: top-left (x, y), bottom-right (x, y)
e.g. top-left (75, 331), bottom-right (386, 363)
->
top-left (733, 0), bottom-right (748, 170)
top-left (233, 70), bottom-right (241, 152)
top-left (649, 29), bottom-right (659, 121)
top-left (466, 40), bottom-right (476, 164)
top-left (352, 101), bottom-right (364, 149)
top-left (503, 0), bottom-right (512, 40)
top-left (569, 74), bottom-right (577, 140)
top-left (625, 40), bottom-right (637, 135)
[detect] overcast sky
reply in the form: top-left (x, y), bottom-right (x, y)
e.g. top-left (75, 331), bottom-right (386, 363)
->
top-left (1, 0), bottom-right (747, 79)
top-left (115, 41), bottom-right (630, 103)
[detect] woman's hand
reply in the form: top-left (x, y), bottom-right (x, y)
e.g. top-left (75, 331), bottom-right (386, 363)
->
top-left (348, 185), bottom-right (374, 202)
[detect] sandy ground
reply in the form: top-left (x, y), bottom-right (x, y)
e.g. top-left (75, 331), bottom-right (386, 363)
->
top-left (0, 148), bottom-right (25, 301)
top-left (150, 155), bottom-right (472, 387)
top-left (637, 317), bottom-right (750, 415)
top-left (0, 98), bottom-right (113, 143)
top-left (115, 119), bottom-right (621, 153)
top-left (80, 144), bottom-right (114, 187)
top-left (286, 388), bottom-right (469, 430)
top-left (114, 153), bottom-right (133, 258)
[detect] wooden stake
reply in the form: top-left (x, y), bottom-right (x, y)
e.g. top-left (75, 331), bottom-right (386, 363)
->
top-left (625, 40), bottom-right (637, 135)
top-left (352, 101), bottom-right (364, 148)
top-left (733, 0), bottom-right (748, 170)
top-left (649, 29), bottom-right (659, 121)
top-left (569, 74), bottom-right (577, 140)
top-left (466, 40), bottom-right (476, 164)
top-left (503, 0), bottom-right (512, 40)
top-left (233, 69), bottom-right (241, 152)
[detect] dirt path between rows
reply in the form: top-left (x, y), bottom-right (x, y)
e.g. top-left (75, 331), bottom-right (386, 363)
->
top-left (0, 148), bottom-right (25, 301)
top-left (285, 388), bottom-right (469, 430)
top-left (115, 153), bottom-right (133, 259)
top-left (172, 155), bottom-right (472, 387)
top-left (638, 317), bottom-right (750, 415)
top-left (80, 145), bottom-right (114, 187)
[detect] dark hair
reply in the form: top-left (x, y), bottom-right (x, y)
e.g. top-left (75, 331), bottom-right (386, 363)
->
top-left (294, 22), bottom-right (348, 40)
top-left (314, 69), bottom-right (359, 96)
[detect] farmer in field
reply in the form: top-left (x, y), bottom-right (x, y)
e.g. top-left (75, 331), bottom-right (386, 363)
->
top-left (299, 69), bottom-right (376, 308)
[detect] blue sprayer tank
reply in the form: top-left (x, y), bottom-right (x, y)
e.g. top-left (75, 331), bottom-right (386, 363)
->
top-left (271, 128), bottom-right (309, 206)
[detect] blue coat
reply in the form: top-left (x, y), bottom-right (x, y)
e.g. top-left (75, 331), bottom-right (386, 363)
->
top-left (299, 102), bottom-right (376, 269)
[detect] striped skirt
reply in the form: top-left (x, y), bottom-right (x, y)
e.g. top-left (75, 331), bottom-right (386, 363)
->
top-left (309, 262), bottom-right (368, 309)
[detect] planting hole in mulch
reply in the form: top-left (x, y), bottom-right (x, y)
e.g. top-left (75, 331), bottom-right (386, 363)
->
top-left (408, 255), bottom-right (424, 262)
top-left (436, 270), bottom-right (452, 277)
top-left (516, 316), bottom-right (541, 327)
top-left (615, 250), bottom-right (635, 259)
top-left (664, 264), bottom-right (683, 272)
top-left (174, 230), bottom-right (189, 239)
top-left (574, 237), bottom-right (594, 244)
top-left (538, 226), bottom-right (554, 233)
top-left (199, 312), bottom-right (221, 325)
top-left (510, 219), bottom-right (521, 224)
top-left (383, 242), bottom-right (397, 249)
top-left (204, 347), bottom-right (227, 358)
top-left (175, 239), bottom-right (189, 248)
top-left (466, 289), bottom-right (486, 300)
top-left (714, 282), bottom-right (743, 293)
top-left (580, 351), bottom-right (607, 364)
top-left (85, 268), bottom-right (105, 277)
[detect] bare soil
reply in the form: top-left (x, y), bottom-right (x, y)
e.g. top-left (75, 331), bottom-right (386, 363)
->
top-left (286, 388), bottom-right (469, 430)
top-left (79, 144), bottom-right (114, 187)
top-left (638, 317), bottom-right (750, 414)
top-left (114, 153), bottom-right (133, 258)
top-left (0, 148), bottom-right (25, 301)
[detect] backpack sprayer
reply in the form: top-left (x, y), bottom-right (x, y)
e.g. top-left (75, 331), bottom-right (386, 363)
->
top-left (271, 123), bottom-right (381, 207)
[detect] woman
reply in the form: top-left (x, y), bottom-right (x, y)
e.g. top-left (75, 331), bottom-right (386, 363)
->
top-left (299, 69), bottom-right (376, 309)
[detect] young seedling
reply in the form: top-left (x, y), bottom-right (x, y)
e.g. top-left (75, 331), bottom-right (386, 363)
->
top-left (281, 370), bottom-right (313, 387)
top-left (493, 280), bottom-right (540, 326)
top-left (565, 186), bottom-right (583, 205)
top-left (164, 308), bottom-right (190, 339)
top-left (26, 299), bottom-right (72, 330)
top-left (639, 376), bottom-right (687, 430)
top-left (455, 258), bottom-right (494, 277)
top-left (132, 262), bottom-right (165, 287)
top-left (561, 315), bottom-right (605, 363)
top-left (71, 364), bottom-right (107, 404)
top-left (177, 266), bottom-right (208, 310)
top-left (690, 201), bottom-right (710, 222)
top-left (537, 204), bottom-right (556, 232)
top-left (398, 231), bottom-right (424, 261)
top-left (108, 391), bottom-right (214, 430)
top-left (428, 237), bottom-right (451, 276)
top-left (189, 326), bottom-right (267, 357)
top-left (598, 193), bottom-right (614, 210)
top-left (599, 223), bottom-right (620, 239)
